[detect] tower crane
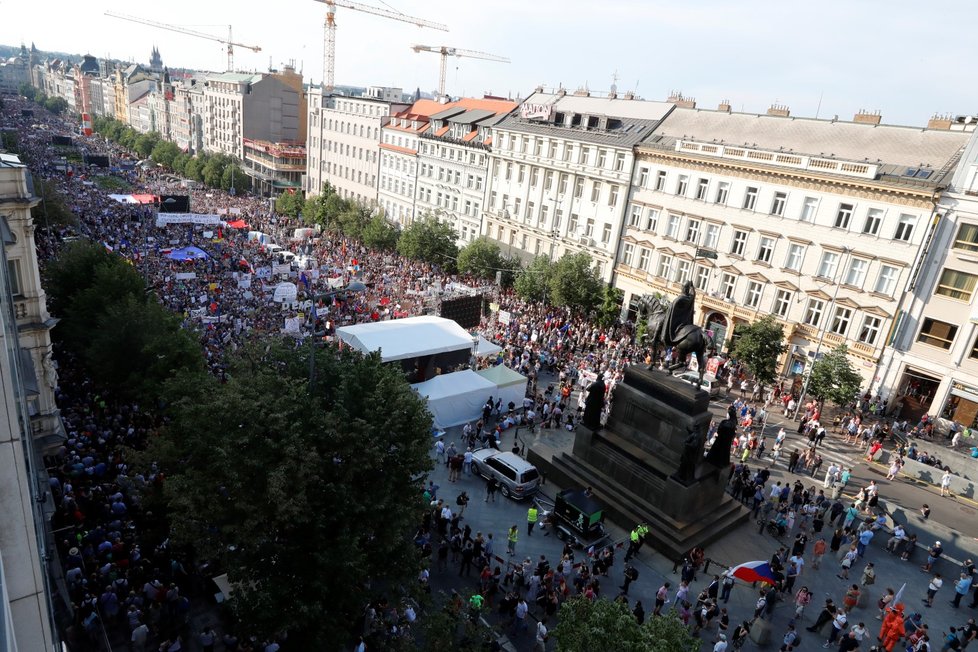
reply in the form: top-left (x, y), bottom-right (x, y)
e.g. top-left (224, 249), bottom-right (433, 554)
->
top-left (104, 11), bottom-right (261, 72)
top-left (311, 0), bottom-right (448, 92)
top-left (411, 45), bottom-right (510, 97)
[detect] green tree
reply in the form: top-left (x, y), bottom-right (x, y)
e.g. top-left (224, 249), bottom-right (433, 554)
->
top-left (396, 215), bottom-right (458, 271)
top-left (805, 344), bottom-right (864, 408)
top-left (201, 154), bottom-right (227, 188)
top-left (31, 178), bottom-right (76, 228)
top-left (134, 132), bottom-right (161, 159)
top-left (19, 83), bottom-right (35, 101)
top-left (552, 597), bottom-right (698, 652)
top-left (275, 190), bottom-right (305, 218)
top-left (361, 214), bottom-right (399, 251)
top-left (150, 140), bottom-right (181, 168)
top-left (221, 163), bottom-right (251, 193)
top-left (43, 96), bottom-right (68, 115)
top-left (549, 252), bottom-right (604, 312)
top-left (335, 201), bottom-right (371, 239)
top-left (457, 237), bottom-right (503, 279)
top-left (147, 341), bottom-right (433, 647)
top-left (730, 315), bottom-right (788, 387)
top-left (596, 286), bottom-right (624, 327)
top-left (514, 254), bottom-right (553, 302)
top-left (183, 155), bottom-right (202, 182)
top-left (171, 152), bottom-right (190, 176)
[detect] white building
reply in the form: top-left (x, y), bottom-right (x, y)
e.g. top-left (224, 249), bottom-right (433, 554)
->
top-left (306, 91), bottom-right (406, 202)
top-left (377, 99), bottom-right (444, 226)
top-left (614, 103), bottom-right (971, 389)
top-left (483, 89), bottom-right (674, 280)
top-left (878, 121), bottom-right (978, 424)
top-left (415, 96), bottom-right (517, 244)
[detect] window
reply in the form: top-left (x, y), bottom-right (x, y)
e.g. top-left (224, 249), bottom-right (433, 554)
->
top-left (676, 175), bottom-right (689, 196)
top-left (844, 258), bottom-right (868, 287)
top-left (505, 162), bottom-right (513, 181)
top-left (533, 139), bottom-right (542, 157)
top-left (771, 192), bottom-right (787, 216)
top-left (704, 224), bottom-right (720, 250)
top-left (971, 333), bottom-right (978, 360)
top-left (563, 144), bottom-right (573, 162)
top-left (637, 209), bottom-right (655, 232)
top-left (800, 197), bottom-right (818, 222)
top-left (569, 213), bottom-right (579, 233)
top-left (757, 236), bottom-right (774, 264)
top-left (637, 167), bottom-right (649, 188)
top-left (835, 203), bottom-right (854, 229)
top-left (817, 251), bottom-right (839, 279)
top-left (667, 214), bottom-right (682, 239)
top-left (597, 150), bottom-right (608, 168)
top-left (638, 248), bottom-right (651, 271)
top-left (608, 185), bottom-right (620, 207)
top-left (584, 218), bottom-right (595, 237)
top-left (936, 268), bottom-right (978, 301)
top-left (773, 289), bottom-right (792, 318)
top-left (547, 140), bottom-right (556, 158)
top-left (863, 208), bottom-right (883, 236)
top-left (591, 182), bottom-right (602, 203)
top-left (874, 265), bottom-right (899, 295)
top-left (601, 223), bottom-right (612, 244)
top-left (518, 165), bottom-right (526, 184)
top-left (830, 307), bottom-right (852, 336)
top-left (675, 260), bottom-right (691, 284)
top-left (656, 254), bottom-right (673, 279)
top-left (578, 146), bottom-right (590, 165)
top-left (731, 229), bottom-right (748, 257)
top-left (743, 186), bottom-right (758, 210)
top-left (694, 265), bottom-right (710, 291)
top-left (554, 210), bottom-right (563, 230)
top-left (917, 318), bottom-right (958, 350)
top-left (745, 281), bottom-right (763, 308)
top-left (955, 223), bottom-right (978, 252)
top-left (7, 259), bottom-right (23, 296)
top-left (574, 178), bottom-right (585, 199)
top-left (894, 214), bottom-right (916, 241)
top-left (530, 167), bottom-right (540, 187)
top-left (540, 204), bottom-right (549, 225)
top-left (622, 243), bottom-right (635, 266)
top-left (785, 244), bottom-right (805, 271)
top-left (720, 273), bottom-right (736, 300)
top-left (714, 182), bottom-right (730, 205)
top-left (628, 204), bottom-right (642, 227)
top-left (614, 153), bottom-right (626, 171)
top-left (513, 198), bottom-right (522, 219)
top-left (858, 315), bottom-right (882, 346)
top-left (803, 298), bottom-right (825, 327)
top-left (695, 178), bottom-right (709, 200)
top-left (558, 173), bottom-right (569, 194)
top-left (686, 219), bottom-right (701, 244)
top-left (654, 171), bottom-right (666, 191)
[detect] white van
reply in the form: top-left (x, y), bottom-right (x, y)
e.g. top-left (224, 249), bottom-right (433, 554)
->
top-left (675, 371), bottom-right (722, 398)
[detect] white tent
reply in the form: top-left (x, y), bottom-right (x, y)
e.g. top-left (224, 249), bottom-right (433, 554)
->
top-left (335, 316), bottom-right (474, 362)
top-left (411, 370), bottom-right (496, 429)
top-left (474, 335), bottom-right (502, 358)
top-left (476, 365), bottom-right (527, 411)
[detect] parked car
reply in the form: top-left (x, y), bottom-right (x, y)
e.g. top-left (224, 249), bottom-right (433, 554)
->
top-left (675, 371), bottom-right (722, 398)
top-left (470, 449), bottom-right (540, 500)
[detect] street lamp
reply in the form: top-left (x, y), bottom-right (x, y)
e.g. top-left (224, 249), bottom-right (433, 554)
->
top-left (792, 246), bottom-right (851, 420)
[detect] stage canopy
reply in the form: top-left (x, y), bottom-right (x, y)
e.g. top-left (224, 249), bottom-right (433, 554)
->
top-left (474, 335), bottom-right (502, 358)
top-left (411, 370), bottom-right (496, 429)
top-left (335, 316), bottom-right (474, 363)
top-left (476, 365), bottom-right (527, 411)
top-left (226, 219), bottom-right (249, 229)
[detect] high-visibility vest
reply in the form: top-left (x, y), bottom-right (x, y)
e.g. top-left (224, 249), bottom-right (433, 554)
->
top-left (527, 507), bottom-right (538, 523)
top-left (508, 529), bottom-right (518, 543)
top-left (630, 529), bottom-right (640, 543)
top-left (638, 525), bottom-right (650, 538)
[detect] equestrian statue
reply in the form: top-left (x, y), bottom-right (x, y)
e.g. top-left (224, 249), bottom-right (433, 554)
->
top-left (635, 281), bottom-right (713, 384)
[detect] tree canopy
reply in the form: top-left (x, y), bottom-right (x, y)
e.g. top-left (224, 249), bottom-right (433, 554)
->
top-left (552, 597), bottom-right (698, 652)
top-left (805, 344), bottom-right (864, 407)
top-left (730, 315), bottom-right (788, 386)
top-left (147, 341), bottom-right (434, 647)
top-left (456, 237), bottom-right (505, 280)
top-left (549, 252), bottom-right (604, 312)
top-left (514, 255), bottom-right (553, 303)
top-left (361, 214), bottom-right (400, 251)
top-left (396, 215), bottom-right (458, 271)
top-left (596, 286), bottom-right (624, 327)
top-left (275, 190), bottom-right (305, 219)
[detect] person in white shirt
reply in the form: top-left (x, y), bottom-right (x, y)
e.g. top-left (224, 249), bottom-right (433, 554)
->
top-left (941, 471), bottom-right (953, 497)
top-left (535, 618), bottom-right (549, 651)
top-left (824, 463), bottom-right (841, 488)
top-left (713, 633), bottom-right (728, 652)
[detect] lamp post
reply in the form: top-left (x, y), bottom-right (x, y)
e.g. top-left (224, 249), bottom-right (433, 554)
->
top-left (307, 279), bottom-right (367, 392)
top-left (792, 247), bottom-right (851, 420)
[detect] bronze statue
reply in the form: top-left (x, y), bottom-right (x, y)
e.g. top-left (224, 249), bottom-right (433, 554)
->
top-left (676, 425), bottom-right (704, 484)
top-left (636, 282), bottom-right (713, 383)
top-left (582, 372), bottom-right (606, 431)
top-left (704, 406), bottom-right (738, 468)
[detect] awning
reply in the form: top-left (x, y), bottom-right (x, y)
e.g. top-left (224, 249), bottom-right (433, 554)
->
top-left (473, 335), bottom-right (502, 357)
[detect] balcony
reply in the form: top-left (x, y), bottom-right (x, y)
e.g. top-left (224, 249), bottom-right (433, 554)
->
top-left (700, 293), bottom-right (731, 313)
top-left (850, 341), bottom-right (879, 359)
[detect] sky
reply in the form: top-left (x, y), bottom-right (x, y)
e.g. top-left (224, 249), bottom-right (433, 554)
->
top-left (2, 0), bottom-right (975, 126)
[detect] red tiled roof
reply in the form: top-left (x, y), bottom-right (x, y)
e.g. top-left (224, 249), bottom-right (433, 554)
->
top-left (380, 143), bottom-right (417, 155)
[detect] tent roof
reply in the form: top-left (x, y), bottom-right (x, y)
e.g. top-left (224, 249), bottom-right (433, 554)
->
top-left (476, 365), bottom-right (526, 388)
top-left (411, 369), bottom-right (496, 402)
top-left (336, 315), bottom-right (474, 362)
top-left (474, 334), bottom-right (502, 357)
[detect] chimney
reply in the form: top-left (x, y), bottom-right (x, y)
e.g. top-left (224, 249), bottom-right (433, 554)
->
top-left (556, 87), bottom-right (566, 98)
top-left (573, 87), bottom-right (590, 97)
top-left (624, 91), bottom-right (635, 100)
top-left (767, 103), bottom-right (790, 117)
top-left (667, 91), bottom-right (696, 109)
top-left (927, 113), bottom-right (953, 130)
top-left (853, 109), bottom-right (881, 125)
top-left (717, 99), bottom-right (731, 113)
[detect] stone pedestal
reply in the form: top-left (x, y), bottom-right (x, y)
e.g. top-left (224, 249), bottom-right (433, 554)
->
top-left (534, 365), bottom-right (747, 560)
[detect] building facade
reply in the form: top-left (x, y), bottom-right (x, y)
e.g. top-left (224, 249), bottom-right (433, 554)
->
top-left (878, 124), bottom-right (978, 424)
top-left (242, 138), bottom-right (306, 196)
top-left (0, 45), bottom-right (30, 94)
top-left (305, 92), bottom-right (405, 202)
top-left (483, 89), bottom-right (674, 280)
top-left (613, 104), bottom-right (970, 389)
top-left (415, 96), bottom-right (517, 244)
top-left (377, 99), bottom-right (443, 226)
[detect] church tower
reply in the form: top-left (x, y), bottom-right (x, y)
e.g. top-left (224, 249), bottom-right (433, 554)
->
top-left (149, 46), bottom-right (163, 74)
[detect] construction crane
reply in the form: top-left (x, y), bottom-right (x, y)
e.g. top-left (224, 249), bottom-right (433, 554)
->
top-left (104, 11), bottom-right (261, 72)
top-left (411, 45), bottom-right (510, 97)
top-left (311, 0), bottom-right (448, 92)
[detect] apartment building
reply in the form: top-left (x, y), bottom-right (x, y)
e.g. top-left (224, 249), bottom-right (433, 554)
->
top-left (614, 103), bottom-right (970, 388)
top-left (377, 99), bottom-right (444, 226)
top-left (878, 123), bottom-right (978, 424)
top-left (306, 91), bottom-right (406, 202)
top-left (483, 89), bottom-right (674, 280)
top-left (415, 96), bottom-right (517, 244)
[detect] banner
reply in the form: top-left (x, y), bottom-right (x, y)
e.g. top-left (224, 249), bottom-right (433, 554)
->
top-left (255, 267), bottom-right (272, 280)
top-left (155, 214), bottom-right (222, 228)
top-left (237, 274), bottom-right (252, 289)
top-left (175, 272), bottom-right (197, 281)
top-left (273, 263), bottom-right (291, 276)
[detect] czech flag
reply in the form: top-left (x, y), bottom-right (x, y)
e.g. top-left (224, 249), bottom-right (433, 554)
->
top-left (729, 560), bottom-right (777, 585)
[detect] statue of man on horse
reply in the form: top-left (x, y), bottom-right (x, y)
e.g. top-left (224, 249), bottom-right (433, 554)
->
top-left (636, 281), bottom-right (713, 383)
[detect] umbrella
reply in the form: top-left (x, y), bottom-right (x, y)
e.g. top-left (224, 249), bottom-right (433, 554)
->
top-left (728, 560), bottom-right (777, 585)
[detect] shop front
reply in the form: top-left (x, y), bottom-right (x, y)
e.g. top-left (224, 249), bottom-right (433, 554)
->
top-left (941, 381), bottom-right (978, 429)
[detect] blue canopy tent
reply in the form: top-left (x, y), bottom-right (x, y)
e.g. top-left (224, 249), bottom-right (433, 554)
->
top-left (165, 246), bottom-right (209, 261)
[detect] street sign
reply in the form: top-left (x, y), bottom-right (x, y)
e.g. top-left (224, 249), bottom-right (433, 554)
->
top-left (695, 248), bottom-right (718, 260)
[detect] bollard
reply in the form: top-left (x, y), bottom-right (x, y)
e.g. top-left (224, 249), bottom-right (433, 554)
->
top-left (749, 617), bottom-right (771, 645)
